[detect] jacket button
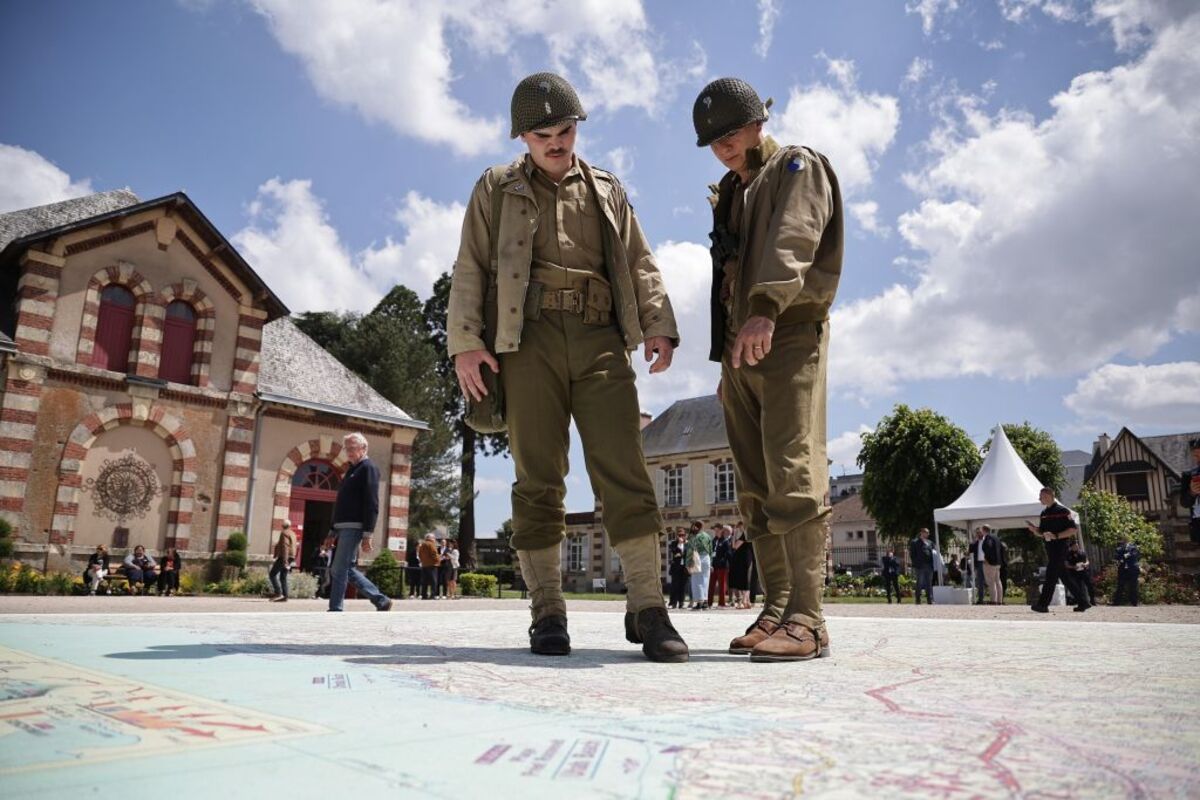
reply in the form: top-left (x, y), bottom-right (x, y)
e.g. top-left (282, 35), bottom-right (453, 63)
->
top-left (517, 240), bottom-right (524, 246)
top-left (512, 273), bottom-right (519, 279)
top-left (509, 307), bottom-right (518, 313)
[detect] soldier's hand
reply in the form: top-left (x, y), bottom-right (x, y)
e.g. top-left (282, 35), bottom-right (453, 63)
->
top-left (731, 316), bottom-right (775, 368)
top-left (454, 349), bottom-right (500, 403)
top-left (644, 336), bottom-right (674, 374)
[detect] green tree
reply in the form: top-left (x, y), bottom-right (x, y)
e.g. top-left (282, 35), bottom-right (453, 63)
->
top-left (982, 422), bottom-right (1066, 495)
top-left (294, 286), bottom-right (459, 534)
top-left (857, 405), bottom-right (981, 545)
top-left (1076, 485), bottom-right (1163, 560)
top-left (423, 273), bottom-right (510, 570)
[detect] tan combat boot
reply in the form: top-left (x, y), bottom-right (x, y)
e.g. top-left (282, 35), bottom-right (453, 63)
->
top-left (615, 533), bottom-right (689, 663)
top-left (517, 546), bottom-right (570, 656)
top-left (749, 522), bottom-right (831, 662)
top-left (728, 534), bottom-right (790, 654)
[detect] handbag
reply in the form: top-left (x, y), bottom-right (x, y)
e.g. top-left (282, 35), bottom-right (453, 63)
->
top-left (687, 549), bottom-right (701, 575)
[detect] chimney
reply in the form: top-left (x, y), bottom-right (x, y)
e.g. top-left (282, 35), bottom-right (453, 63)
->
top-left (639, 411), bottom-right (653, 431)
top-left (1095, 432), bottom-right (1111, 458)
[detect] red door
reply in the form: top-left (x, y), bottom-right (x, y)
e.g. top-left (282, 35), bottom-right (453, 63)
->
top-left (288, 496), bottom-right (306, 565)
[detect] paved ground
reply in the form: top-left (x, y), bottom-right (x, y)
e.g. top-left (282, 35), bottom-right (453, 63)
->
top-left (1, 598), bottom-right (1198, 798)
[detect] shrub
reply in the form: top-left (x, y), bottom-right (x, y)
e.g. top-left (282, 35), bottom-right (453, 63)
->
top-left (13, 565), bottom-right (43, 594)
top-left (365, 549), bottom-right (403, 597)
top-left (205, 578), bottom-right (238, 595)
top-left (225, 532), bottom-right (248, 552)
top-left (459, 572), bottom-right (498, 597)
top-left (223, 550), bottom-right (248, 570)
top-left (0, 517), bottom-right (13, 560)
top-left (239, 570), bottom-right (271, 596)
top-left (42, 572), bottom-right (77, 596)
top-left (471, 564), bottom-right (516, 586)
top-left (287, 571), bottom-right (318, 599)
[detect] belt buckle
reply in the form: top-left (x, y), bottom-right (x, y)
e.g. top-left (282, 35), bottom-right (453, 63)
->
top-left (555, 289), bottom-right (582, 314)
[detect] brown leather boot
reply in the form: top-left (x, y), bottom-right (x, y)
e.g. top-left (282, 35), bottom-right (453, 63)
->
top-left (625, 607), bottom-right (690, 663)
top-left (728, 617), bottom-right (780, 654)
top-left (749, 621), bottom-right (830, 662)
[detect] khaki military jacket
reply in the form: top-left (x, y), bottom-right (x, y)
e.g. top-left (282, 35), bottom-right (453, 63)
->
top-left (712, 136), bottom-right (843, 337)
top-left (448, 155), bottom-right (678, 357)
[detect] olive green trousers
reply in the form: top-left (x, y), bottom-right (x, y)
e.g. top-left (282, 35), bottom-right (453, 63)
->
top-left (721, 320), bottom-right (830, 631)
top-left (501, 311), bottom-right (663, 551)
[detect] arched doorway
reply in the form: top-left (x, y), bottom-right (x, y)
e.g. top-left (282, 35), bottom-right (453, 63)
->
top-left (289, 459), bottom-right (342, 569)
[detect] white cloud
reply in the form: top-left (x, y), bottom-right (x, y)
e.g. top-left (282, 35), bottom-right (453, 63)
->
top-left (0, 144), bottom-right (92, 214)
top-left (756, 0), bottom-right (782, 59)
top-left (1065, 362), bottom-right (1200, 427)
top-left (771, 59), bottom-right (900, 194)
top-left (232, 178), bottom-right (461, 313)
top-left (1001, 0), bottom-right (1195, 51)
top-left (830, 9), bottom-right (1200, 397)
top-left (848, 200), bottom-right (889, 237)
top-left (906, 0), bottom-right (960, 35)
top-left (251, 0), bottom-right (702, 157)
top-left (602, 146), bottom-right (637, 196)
top-left (360, 192), bottom-right (466, 300)
top-left (999, 0), bottom-right (1081, 23)
top-left (903, 57), bottom-right (933, 89)
top-left (828, 425), bottom-right (874, 472)
top-left (632, 240), bottom-right (719, 410)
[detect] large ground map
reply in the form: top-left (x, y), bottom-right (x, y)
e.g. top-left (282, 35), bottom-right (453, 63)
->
top-left (0, 609), bottom-right (1197, 798)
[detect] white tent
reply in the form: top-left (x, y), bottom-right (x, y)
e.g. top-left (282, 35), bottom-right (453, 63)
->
top-left (933, 424), bottom-right (1046, 534)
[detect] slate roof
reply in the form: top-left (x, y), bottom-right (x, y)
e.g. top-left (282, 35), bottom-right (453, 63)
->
top-left (0, 190), bottom-right (288, 318)
top-left (0, 189), bottom-right (142, 250)
top-left (642, 395), bottom-right (727, 457)
top-left (1142, 432), bottom-right (1200, 477)
top-left (829, 495), bottom-right (873, 525)
top-left (258, 317), bottom-right (424, 429)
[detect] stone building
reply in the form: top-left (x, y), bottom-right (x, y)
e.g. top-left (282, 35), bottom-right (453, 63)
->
top-left (0, 190), bottom-right (425, 574)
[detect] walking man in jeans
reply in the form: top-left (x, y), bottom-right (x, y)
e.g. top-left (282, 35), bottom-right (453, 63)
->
top-left (323, 432), bottom-right (393, 612)
top-left (268, 519), bottom-right (296, 602)
top-left (909, 528), bottom-right (934, 605)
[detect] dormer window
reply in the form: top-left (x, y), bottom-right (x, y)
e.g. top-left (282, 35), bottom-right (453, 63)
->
top-left (92, 285), bottom-right (135, 372)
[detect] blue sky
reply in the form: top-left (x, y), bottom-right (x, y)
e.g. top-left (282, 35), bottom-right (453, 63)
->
top-left (3, 0), bottom-right (1197, 540)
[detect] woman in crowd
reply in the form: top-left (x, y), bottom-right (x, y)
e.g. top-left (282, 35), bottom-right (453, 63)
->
top-left (443, 540), bottom-right (460, 599)
top-left (729, 532), bottom-right (754, 609)
top-left (84, 544), bottom-right (109, 595)
top-left (157, 547), bottom-right (183, 596)
top-left (667, 528), bottom-right (689, 609)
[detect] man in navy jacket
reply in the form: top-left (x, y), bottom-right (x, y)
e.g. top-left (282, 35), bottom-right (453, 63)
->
top-left (323, 432), bottom-right (393, 612)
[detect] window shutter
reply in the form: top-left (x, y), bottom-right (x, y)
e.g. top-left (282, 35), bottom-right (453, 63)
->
top-left (705, 463), bottom-right (715, 505)
top-left (654, 467), bottom-right (665, 506)
top-left (681, 464), bottom-right (692, 508)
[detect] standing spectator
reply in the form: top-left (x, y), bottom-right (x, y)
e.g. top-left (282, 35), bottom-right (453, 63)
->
top-left (709, 525), bottom-right (732, 608)
top-left (323, 432), bottom-right (393, 613)
top-left (979, 526), bottom-right (1003, 605)
top-left (418, 533), bottom-right (441, 600)
top-left (444, 540), bottom-right (460, 599)
top-left (908, 529), bottom-right (934, 605)
top-left (968, 528), bottom-right (989, 604)
top-left (881, 550), bottom-right (901, 604)
top-left (157, 547), bottom-right (182, 597)
top-left (667, 529), bottom-right (688, 609)
top-left (729, 532), bottom-right (754, 609)
top-left (1027, 487), bottom-right (1089, 613)
top-left (1066, 540), bottom-right (1096, 608)
top-left (84, 544), bottom-right (109, 595)
top-left (314, 542), bottom-right (332, 599)
top-left (1113, 534), bottom-right (1141, 606)
top-left (999, 539), bottom-right (1010, 601)
top-left (688, 523), bottom-right (714, 610)
top-left (406, 543), bottom-right (421, 599)
top-left (269, 520), bottom-right (296, 602)
top-left (123, 545), bottom-right (158, 594)
top-left (1181, 438), bottom-right (1200, 544)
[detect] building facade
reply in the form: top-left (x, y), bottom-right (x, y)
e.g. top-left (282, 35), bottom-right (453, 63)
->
top-left (1084, 428), bottom-right (1199, 575)
top-left (0, 191), bottom-right (424, 575)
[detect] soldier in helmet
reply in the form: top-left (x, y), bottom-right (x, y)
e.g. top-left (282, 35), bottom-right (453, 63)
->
top-left (448, 72), bottom-right (688, 662)
top-left (693, 78), bottom-right (844, 662)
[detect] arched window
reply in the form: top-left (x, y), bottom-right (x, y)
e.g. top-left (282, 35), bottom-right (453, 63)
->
top-left (92, 285), bottom-right (135, 372)
top-left (292, 461), bottom-right (341, 492)
top-left (159, 301), bottom-right (197, 384)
